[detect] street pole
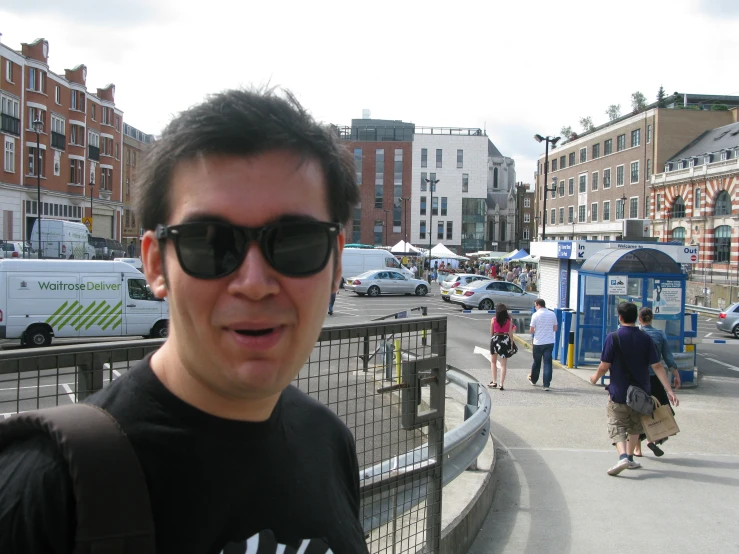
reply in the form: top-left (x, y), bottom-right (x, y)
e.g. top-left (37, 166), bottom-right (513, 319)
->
top-left (534, 134), bottom-right (561, 241)
top-left (425, 178), bottom-right (439, 283)
top-left (382, 208), bottom-right (390, 246)
top-left (90, 179), bottom-right (94, 229)
top-left (401, 196), bottom-right (411, 243)
top-left (33, 119), bottom-right (43, 258)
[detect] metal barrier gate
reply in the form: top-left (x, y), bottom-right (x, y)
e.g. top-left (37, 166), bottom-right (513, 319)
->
top-left (0, 316), bottom-right (448, 554)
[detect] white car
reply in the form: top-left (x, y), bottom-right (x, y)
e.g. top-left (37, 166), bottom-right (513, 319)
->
top-left (344, 270), bottom-right (429, 297)
top-left (0, 241), bottom-right (38, 259)
top-left (439, 273), bottom-right (492, 302)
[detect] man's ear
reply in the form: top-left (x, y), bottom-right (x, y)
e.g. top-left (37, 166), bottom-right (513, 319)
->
top-left (332, 232), bottom-right (346, 294)
top-left (142, 230), bottom-right (168, 299)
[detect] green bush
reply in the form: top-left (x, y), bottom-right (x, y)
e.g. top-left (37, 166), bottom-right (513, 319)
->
top-left (711, 103), bottom-right (730, 111)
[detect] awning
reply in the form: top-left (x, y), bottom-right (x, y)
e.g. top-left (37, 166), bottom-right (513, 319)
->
top-left (504, 249), bottom-right (529, 262)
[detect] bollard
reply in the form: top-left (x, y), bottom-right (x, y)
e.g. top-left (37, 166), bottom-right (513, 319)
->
top-left (362, 335), bottom-right (370, 371)
top-left (76, 363), bottom-right (104, 401)
top-left (394, 338), bottom-right (402, 383)
top-left (421, 306), bottom-right (428, 346)
top-left (567, 331), bottom-right (575, 368)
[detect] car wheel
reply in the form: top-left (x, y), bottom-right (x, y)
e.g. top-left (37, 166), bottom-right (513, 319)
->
top-left (461, 304), bottom-right (470, 310)
top-left (479, 299), bottom-right (494, 311)
top-left (733, 325), bottom-right (739, 339)
top-left (340, 278), bottom-right (345, 289)
top-left (150, 320), bottom-right (169, 339)
top-left (442, 296), bottom-right (450, 302)
top-left (25, 325), bottom-right (52, 347)
top-left (367, 286), bottom-right (381, 297)
top-left (415, 285), bottom-right (428, 296)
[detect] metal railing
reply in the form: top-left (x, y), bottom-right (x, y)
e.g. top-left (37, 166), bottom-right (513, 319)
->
top-left (0, 316), bottom-right (470, 554)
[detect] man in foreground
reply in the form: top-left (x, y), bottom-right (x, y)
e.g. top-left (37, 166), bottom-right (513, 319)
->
top-left (0, 89), bottom-right (368, 552)
top-left (590, 302), bottom-right (678, 476)
top-left (529, 298), bottom-right (558, 390)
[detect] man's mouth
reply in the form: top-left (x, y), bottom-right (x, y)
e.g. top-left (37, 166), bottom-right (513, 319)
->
top-left (234, 328), bottom-right (274, 337)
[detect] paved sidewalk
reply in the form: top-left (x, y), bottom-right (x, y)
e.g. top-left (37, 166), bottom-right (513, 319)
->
top-left (462, 337), bottom-right (739, 553)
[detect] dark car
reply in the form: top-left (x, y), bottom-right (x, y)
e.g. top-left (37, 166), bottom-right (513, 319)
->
top-left (90, 236), bottom-right (126, 260)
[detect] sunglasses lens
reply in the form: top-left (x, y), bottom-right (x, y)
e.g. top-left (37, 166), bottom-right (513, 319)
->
top-left (176, 223), bottom-right (246, 278)
top-left (267, 221), bottom-right (332, 276)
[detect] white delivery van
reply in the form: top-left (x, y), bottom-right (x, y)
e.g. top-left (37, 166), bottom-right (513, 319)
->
top-left (341, 248), bottom-right (413, 284)
top-left (29, 219), bottom-right (96, 260)
top-left (114, 257), bottom-right (143, 272)
top-left (0, 259), bottom-right (169, 347)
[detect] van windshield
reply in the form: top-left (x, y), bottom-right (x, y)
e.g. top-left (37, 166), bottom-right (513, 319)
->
top-left (385, 257), bottom-right (401, 268)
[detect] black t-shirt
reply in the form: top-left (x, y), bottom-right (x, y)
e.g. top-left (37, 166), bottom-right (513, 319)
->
top-left (0, 358), bottom-right (368, 553)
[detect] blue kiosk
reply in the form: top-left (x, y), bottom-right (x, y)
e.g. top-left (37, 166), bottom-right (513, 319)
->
top-left (575, 248), bottom-right (686, 367)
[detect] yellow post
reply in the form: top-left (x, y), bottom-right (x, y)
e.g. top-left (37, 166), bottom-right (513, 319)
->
top-left (567, 343), bottom-right (575, 368)
top-left (394, 339), bottom-right (401, 382)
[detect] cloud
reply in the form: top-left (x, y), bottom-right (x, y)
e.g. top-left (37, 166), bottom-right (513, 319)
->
top-left (695, 0), bottom-right (739, 17)
top-left (1, 0), bottom-right (165, 27)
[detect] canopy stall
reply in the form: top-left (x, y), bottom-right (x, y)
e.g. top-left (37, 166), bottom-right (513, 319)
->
top-left (390, 240), bottom-right (423, 255)
top-left (430, 243), bottom-right (469, 261)
top-left (504, 249), bottom-right (529, 262)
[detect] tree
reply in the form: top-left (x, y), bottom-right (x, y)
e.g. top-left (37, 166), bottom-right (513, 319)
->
top-left (605, 104), bottom-right (621, 121)
top-left (560, 126), bottom-right (573, 140)
top-left (579, 116), bottom-right (595, 132)
top-left (657, 86), bottom-right (666, 108)
top-left (631, 91), bottom-right (647, 113)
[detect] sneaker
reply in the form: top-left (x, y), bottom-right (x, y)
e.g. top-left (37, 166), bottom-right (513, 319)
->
top-left (627, 460), bottom-right (642, 470)
top-left (544, 387), bottom-right (550, 391)
top-left (528, 375), bottom-right (536, 386)
top-left (607, 458), bottom-right (630, 476)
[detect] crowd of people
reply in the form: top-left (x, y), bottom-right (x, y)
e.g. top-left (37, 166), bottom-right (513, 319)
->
top-left (433, 260), bottom-right (537, 291)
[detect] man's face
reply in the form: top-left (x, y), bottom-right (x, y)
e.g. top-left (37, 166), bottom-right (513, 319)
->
top-left (142, 151), bottom-right (342, 408)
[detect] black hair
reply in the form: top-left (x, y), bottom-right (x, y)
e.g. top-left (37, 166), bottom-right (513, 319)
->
top-left (618, 302), bottom-right (638, 324)
top-left (135, 88), bottom-right (359, 230)
top-left (495, 303), bottom-right (510, 327)
top-left (639, 307), bottom-right (653, 323)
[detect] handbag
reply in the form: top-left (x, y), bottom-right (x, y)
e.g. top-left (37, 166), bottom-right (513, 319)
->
top-left (641, 396), bottom-right (679, 443)
top-left (612, 333), bottom-right (654, 415)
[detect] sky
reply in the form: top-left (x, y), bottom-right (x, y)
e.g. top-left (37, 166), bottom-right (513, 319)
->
top-left (2, 0), bottom-right (738, 182)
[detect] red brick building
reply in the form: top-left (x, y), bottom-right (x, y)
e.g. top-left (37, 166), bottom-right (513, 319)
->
top-left (1, 37), bottom-right (124, 242)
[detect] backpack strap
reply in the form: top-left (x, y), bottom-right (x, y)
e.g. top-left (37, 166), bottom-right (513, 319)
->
top-left (0, 404), bottom-right (155, 554)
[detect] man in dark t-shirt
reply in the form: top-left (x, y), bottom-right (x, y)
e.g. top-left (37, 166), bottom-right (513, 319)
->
top-left (590, 302), bottom-right (678, 477)
top-left (0, 90), bottom-right (369, 553)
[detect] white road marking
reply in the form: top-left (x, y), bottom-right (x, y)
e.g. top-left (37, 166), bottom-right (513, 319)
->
top-left (61, 383), bottom-right (76, 403)
top-left (705, 333), bottom-right (713, 337)
top-left (113, 370), bottom-right (121, 378)
top-left (706, 319), bottom-right (713, 322)
top-left (474, 345), bottom-right (491, 363)
top-left (450, 315), bottom-right (479, 320)
top-left (705, 357), bottom-right (739, 372)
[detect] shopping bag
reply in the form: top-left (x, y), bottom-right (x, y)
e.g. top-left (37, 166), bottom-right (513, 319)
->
top-left (640, 396), bottom-right (679, 443)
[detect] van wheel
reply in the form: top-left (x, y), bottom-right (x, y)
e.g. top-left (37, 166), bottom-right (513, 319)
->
top-left (25, 325), bottom-right (52, 347)
top-left (69, 255), bottom-right (75, 259)
top-left (367, 286), bottom-right (380, 297)
top-left (150, 321), bottom-right (169, 339)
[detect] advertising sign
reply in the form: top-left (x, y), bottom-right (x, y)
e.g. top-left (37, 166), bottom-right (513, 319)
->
top-left (559, 267), bottom-right (568, 308)
top-left (607, 275), bottom-right (628, 295)
top-left (557, 242), bottom-right (573, 259)
top-left (652, 279), bottom-right (682, 315)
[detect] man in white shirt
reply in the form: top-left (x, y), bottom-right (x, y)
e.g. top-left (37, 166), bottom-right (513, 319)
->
top-left (529, 298), bottom-right (558, 391)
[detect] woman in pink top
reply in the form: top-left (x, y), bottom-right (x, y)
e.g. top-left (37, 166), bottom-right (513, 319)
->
top-left (489, 304), bottom-right (516, 390)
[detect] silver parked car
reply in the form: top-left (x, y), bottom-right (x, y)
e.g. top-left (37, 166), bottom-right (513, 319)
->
top-left (448, 279), bottom-right (537, 310)
top-left (716, 302), bottom-right (739, 338)
top-left (345, 270), bottom-right (429, 297)
top-left (439, 273), bottom-right (491, 302)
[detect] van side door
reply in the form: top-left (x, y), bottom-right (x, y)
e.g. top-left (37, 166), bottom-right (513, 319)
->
top-left (7, 272), bottom-right (81, 339)
top-left (78, 273), bottom-right (124, 337)
top-left (124, 277), bottom-right (161, 336)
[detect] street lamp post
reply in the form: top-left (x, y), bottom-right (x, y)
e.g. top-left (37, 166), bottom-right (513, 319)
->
top-left (382, 208), bottom-right (391, 246)
top-left (534, 214), bottom-right (540, 241)
top-left (425, 177), bottom-right (439, 283)
top-left (400, 196), bottom-right (411, 243)
top-left (33, 118), bottom-right (43, 258)
top-left (89, 179), bottom-right (95, 231)
top-left (533, 134), bottom-right (561, 240)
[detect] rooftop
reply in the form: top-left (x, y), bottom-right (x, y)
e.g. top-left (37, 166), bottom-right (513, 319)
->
top-left (668, 121), bottom-right (739, 162)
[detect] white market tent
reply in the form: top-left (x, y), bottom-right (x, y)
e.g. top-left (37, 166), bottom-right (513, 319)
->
top-left (430, 243), bottom-right (469, 261)
top-left (390, 240), bottom-right (423, 255)
top-left (478, 251), bottom-right (512, 261)
top-left (517, 254), bottom-right (539, 263)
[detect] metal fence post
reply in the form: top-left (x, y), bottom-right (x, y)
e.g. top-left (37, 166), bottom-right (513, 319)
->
top-left (76, 362), bottom-right (103, 401)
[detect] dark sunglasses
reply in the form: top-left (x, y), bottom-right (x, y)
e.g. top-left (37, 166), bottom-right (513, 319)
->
top-left (155, 220), bottom-right (342, 279)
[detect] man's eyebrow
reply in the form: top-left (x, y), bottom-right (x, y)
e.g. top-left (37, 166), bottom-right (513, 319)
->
top-left (177, 213), bottom-right (322, 226)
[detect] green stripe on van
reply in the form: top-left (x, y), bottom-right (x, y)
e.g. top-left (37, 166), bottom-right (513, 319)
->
top-left (99, 302), bottom-right (122, 330)
top-left (109, 317), bottom-right (122, 331)
top-left (56, 301), bottom-right (81, 330)
top-left (76, 301), bottom-right (106, 331)
top-left (71, 302), bottom-right (97, 328)
top-left (46, 301), bottom-right (69, 325)
top-left (86, 304), bottom-right (111, 330)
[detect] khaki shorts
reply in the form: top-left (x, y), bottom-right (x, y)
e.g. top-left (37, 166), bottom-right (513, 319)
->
top-left (607, 400), bottom-right (644, 442)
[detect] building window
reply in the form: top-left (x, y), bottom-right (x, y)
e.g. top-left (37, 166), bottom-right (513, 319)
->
top-left (559, 180), bottom-right (565, 196)
top-left (27, 147), bottom-right (45, 177)
top-left (420, 196), bottom-right (426, 216)
top-left (579, 148), bottom-right (586, 163)
top-left (462, 173), bottom-right (468, 193)
top-left (421, 148), bottom-right (427, 168)
top-left (28, 68), bottom-right (46, 93)
top-left (672, 227), bottom-right (686, 246)
top-left (616, 165), bottom-right (624, 186)
top-left (603, 201), bottom-right (611, 221)
top-left (695, 188), bottom-right (701, 210)
top-left (579, 174), bottom-right (586, 193)
top-left (715, 225), bottom-right (731, 263)
top-left (604, 139), bottom-right (613, 156)
top-left (354, 148), bottom-right (362, 185)
top-left (568, 177), bottom-right (574, 195)
top-left (591, 171), bottom-right (599, 191)
top-left (524, 213), bottom-right (530, 223)
top-left (115, 143), bottom-right (119, 160)
top-left (493, 167), bottom-right (499, 189)
top-left (629, 197), bottom-right (638, 219)
top-left (671, 196), bottom-right (685, 218)
top-left (568, 206), bottom-right (574, 223)
top-left (28, 107), bottom-right (46, 130)
top-left (616, 199), bottom-right (625, 220)
top-left (603, 168), bottom-right (611, 189)
top-left (646, 159), bottom-right (651, 181)
top-left (5, 60), bottom-right (12, 82)
top-left (420, 220), bottom-right (426, 240)
top-left (591, 202), bottom-right (598, 222)
top-left (457, 149), bottom-right (463, 169)
top-left (524, 198), bottom-right (530, 208)
top-left (437, 221), bottom-right (444, 239)
top-left (446, 221), bottom-right (453, 240)
top-left (374, 220), bottom-right (383, 246)
top-left (374, 148), bottom-right (384, 208)
top-left (4, 137), bottom-right (14, 173)
top-left (631, 129), bottom-right (641, 147)
top-left (523, 228), bottom-right (529, 240)
top-left (551, 209), bottom-right (556, 225)
top-left (70, 159), bottom-right (83, 184)
top-left (559, 207), bottom-right (564, 224)
top-left (70, 125), bottom-right (85, 146)
top-left (568, 152), bottom-right (575, 166)
top-left (101, 168), bottom-right (113, 190)
top-left (560, 155), bottom-right (566, 168)
top-left (420, 172), bottom-right (427, 192)
top-left (656, 193), bottom-right (662, 214)
top-left (441, 197), bottom-right (447, 216)
top-left (551, 158), bottom-right (558, 171)
top-left (592, 143), bottom-right (600, 159)
top-left (55, 85), bottom-right (61, 105)
top-left (432, 197), bottom-right (438, 216)
top-left (715, 190), bottom-right (732, 216)
top-left (436, 149), bottom-right (442, 168)
top-left (630, 161), bottom-right (639, 183)
top-left (578, 205), bottom-right (586, 223)
top-left (617, 134), bottom-right (625, 151)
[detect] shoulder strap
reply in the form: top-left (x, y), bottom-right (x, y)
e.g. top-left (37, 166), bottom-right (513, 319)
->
top-left (0, 404), bottom-right (156, 554)
top-left (611, 332), bottom-right (635, 384)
